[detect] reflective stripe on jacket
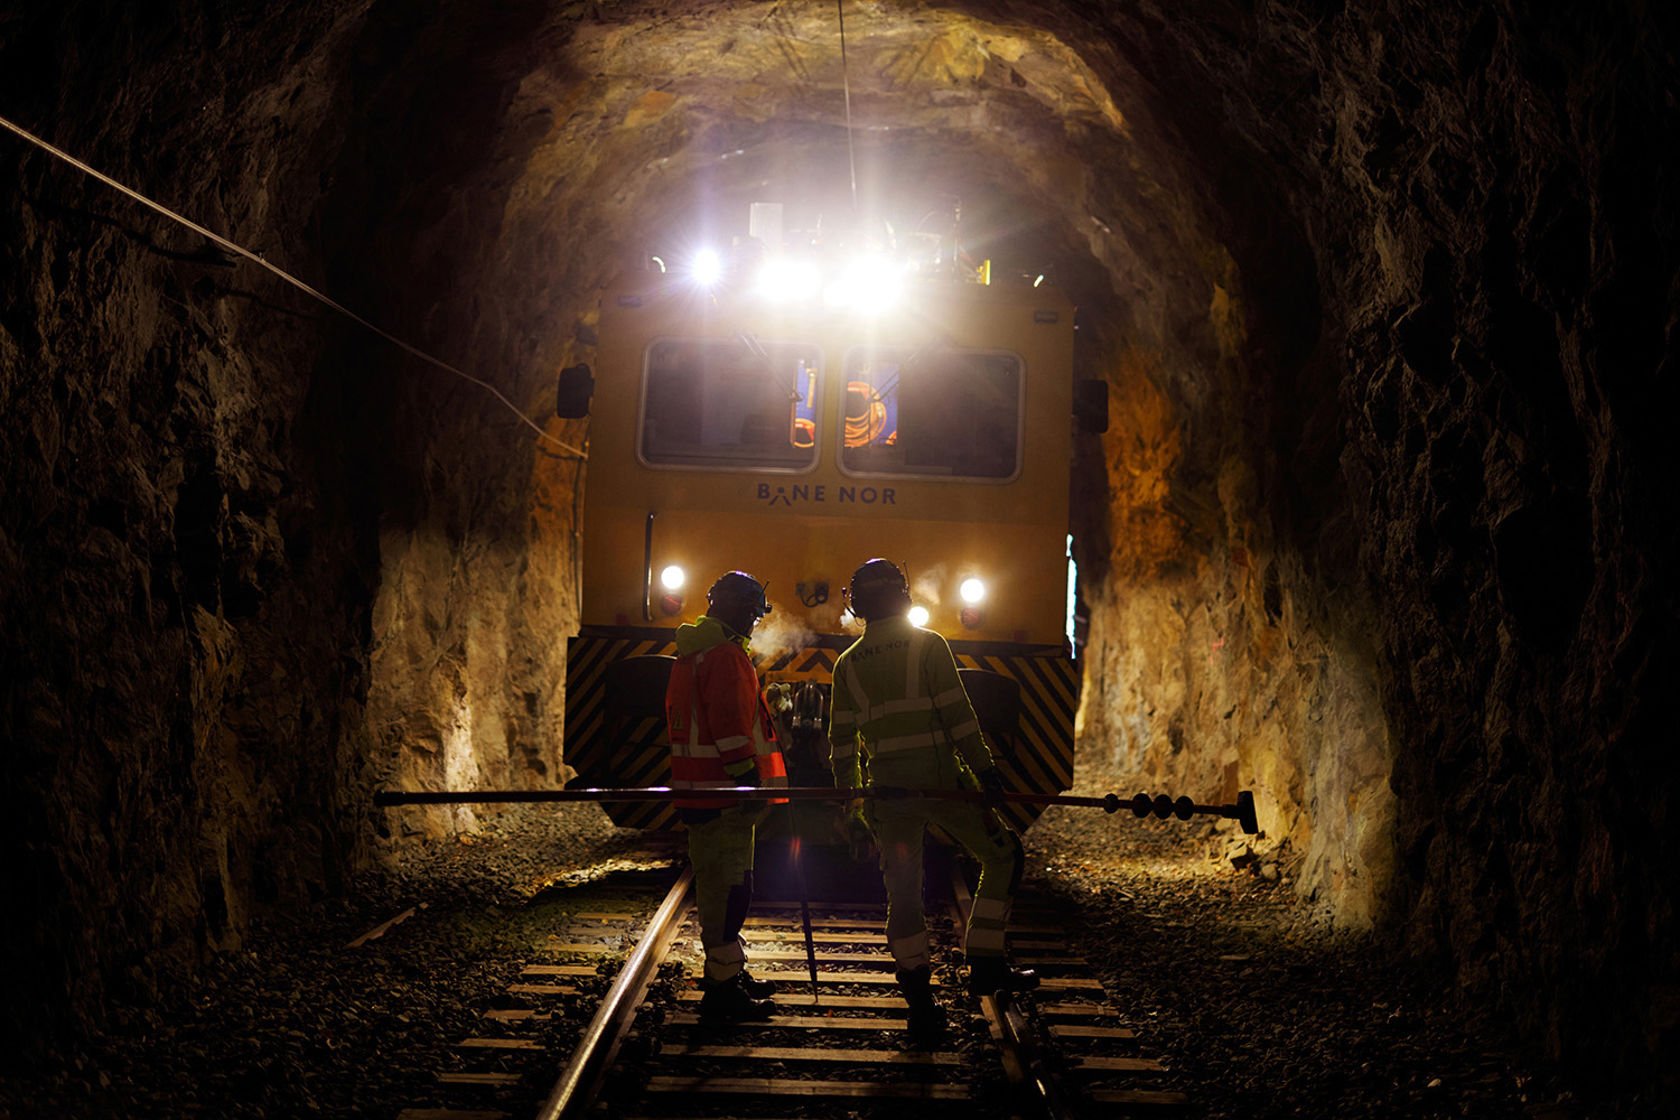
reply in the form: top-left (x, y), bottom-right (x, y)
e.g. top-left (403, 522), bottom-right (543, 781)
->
top-left (665, 616), bottom-right (788, 809)
top-left (827, 615), bottom-right (994, 787)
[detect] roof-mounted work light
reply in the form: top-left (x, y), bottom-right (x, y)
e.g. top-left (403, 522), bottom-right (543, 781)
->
top-left (689, 248), bottom-right (724, 289)
top-left (825, 254), bottom-right (907, 315)
top-left (755, 257), bottom-right (822, 303)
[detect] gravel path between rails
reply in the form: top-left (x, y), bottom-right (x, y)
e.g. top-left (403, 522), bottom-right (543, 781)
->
top-left (1, 793), bottom-right (1638, 1118)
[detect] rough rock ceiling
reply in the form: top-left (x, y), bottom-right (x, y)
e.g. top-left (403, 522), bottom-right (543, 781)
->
top-left (1, 0), bottom-right (1673, 1101)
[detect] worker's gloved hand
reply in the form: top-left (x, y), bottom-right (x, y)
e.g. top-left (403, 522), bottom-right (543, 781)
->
top-left (724, 763), bottom-right (767, 823)
top-left (723, 760), bottom-right (759, 788)
top-left (977, 767), bottom-right (1008, 809)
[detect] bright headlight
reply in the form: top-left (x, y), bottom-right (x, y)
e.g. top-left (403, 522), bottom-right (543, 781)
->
top-left (959, 578), bottom-right (987, 605)
top-left (660, 565), bottom-right (687, 592)
top-left (907, 604), bottom-right (930, 627)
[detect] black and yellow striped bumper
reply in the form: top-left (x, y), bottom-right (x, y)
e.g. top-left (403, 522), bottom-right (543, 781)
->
top-left (564, 625), bottom-right (1078, 833)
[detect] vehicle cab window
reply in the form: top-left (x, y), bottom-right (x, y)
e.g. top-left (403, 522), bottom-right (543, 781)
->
top-left (639, 337), bottom-right (822, 470)
top-left (840, 347), bottom-right (1023, 481)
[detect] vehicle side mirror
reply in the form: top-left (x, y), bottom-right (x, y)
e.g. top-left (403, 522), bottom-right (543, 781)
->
top-left (1075, 379), bottom-right (1109, 433)
top-left (556, 363), bottom-right (595, 418)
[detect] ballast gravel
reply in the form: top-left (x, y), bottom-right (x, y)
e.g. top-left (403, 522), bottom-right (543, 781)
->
top-left (0, 785), bottom-right (1637, 1119)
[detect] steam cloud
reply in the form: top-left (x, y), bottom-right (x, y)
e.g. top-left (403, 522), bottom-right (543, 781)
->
top-left (911, 562), bottom-right (947, 606)
top-left (752, 604), bottom-right (819, 662)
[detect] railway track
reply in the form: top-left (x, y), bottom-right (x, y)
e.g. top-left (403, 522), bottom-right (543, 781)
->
top-left (396, 847), bottom-right (1187, 1119)
top-left (390, 864), bottom-right (685, 1120)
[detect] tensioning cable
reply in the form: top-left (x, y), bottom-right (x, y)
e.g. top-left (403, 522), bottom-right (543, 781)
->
top-left (0, 112), bottom-right (585, 459)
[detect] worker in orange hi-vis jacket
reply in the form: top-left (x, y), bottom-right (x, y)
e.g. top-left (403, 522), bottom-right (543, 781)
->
top-left (664, 571), bottom-right (789, 1024)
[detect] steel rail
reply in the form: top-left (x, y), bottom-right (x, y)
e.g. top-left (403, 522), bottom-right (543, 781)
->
top-left (536, 865), bottom-right (695, 1120)
top-left (949, 864), bottom-right (1071, 1119)
top-left (373, 785), bottom-right (1260, 834)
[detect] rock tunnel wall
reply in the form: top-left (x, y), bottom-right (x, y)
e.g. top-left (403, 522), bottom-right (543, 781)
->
top-left (0, 0), bottom-right (594, 1041)
top-left (1, 1), bottom-right (384, 1040)
top-left (1049, 0), bottom-right (1678, 1084)
top-left (317, 0), bottom-right (597, 845)
top-left (1, 0), bottom-right (1673, 1092)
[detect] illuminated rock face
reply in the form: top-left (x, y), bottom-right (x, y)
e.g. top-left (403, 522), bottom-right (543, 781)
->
top-left (0, 0), bottom-right (1672, 1091)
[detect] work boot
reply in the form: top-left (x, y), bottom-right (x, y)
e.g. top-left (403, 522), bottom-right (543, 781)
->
top-left (738, 970), bottom-right (777, 998)
top-left (966, 958), bottom-right (1040, 997)
top-left (895, 965), bottom-right (947, 1042)
top-left (699, 974), bottom-right (775, 1024)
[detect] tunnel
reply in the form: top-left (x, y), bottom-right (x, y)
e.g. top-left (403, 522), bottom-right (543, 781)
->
top-left (1, 0), bottom-right (1674, 1112)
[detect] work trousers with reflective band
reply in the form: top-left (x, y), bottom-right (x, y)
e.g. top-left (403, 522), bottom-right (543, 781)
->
top-left (868, 752), bottom-right (1022, 970)
top-left (686, 807), bottom-right (761, 987)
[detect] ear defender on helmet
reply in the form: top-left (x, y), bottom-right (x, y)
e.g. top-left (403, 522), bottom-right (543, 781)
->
top-left (706, 570), bottom-right (772, 618)
top-left (846, 558), bottom-right (911, 621)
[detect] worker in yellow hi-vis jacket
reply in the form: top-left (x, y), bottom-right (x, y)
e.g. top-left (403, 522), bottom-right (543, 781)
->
top-left (827, 558), bottom-right (1039, 1041)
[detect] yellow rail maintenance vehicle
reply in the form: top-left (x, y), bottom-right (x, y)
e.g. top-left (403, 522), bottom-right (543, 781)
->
top-left (559, 205), bottom-right (1104, 833)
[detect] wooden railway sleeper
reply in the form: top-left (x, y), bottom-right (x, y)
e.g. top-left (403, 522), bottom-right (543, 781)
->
top-left (602, 885), bottom-right (977, 1111)
top-left (553, 859), bottom-right (1172, 1118)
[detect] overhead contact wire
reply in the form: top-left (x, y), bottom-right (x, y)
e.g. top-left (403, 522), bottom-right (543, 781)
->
top-left (0, 112), bottom-right (585, 459)
top-left (837, 0), bottom-right (858, 209)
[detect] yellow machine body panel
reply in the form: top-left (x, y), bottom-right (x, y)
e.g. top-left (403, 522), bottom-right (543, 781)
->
top-left (582, 278), bottom-right (1075, 643)
top-left (565, 270), bottom-right (1080, 831)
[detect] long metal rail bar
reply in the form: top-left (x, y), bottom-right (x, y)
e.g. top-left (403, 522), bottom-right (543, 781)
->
top-left (375, 785), bottom-right (1259, 833)
top-left (535, 865), bottom-right (695, 1120)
